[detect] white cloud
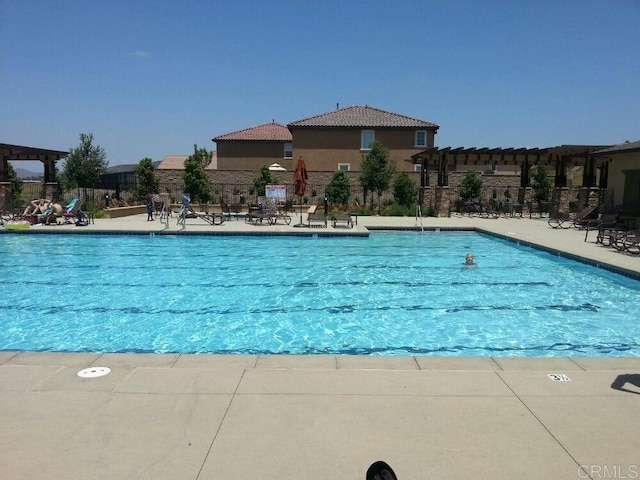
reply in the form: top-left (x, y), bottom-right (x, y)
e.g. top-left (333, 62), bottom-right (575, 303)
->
top-left (129, 50), bottom-right (150, 58)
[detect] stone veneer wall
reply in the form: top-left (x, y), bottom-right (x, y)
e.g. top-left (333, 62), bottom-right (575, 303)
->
top-left (140, 170), bottom-right (606, 216)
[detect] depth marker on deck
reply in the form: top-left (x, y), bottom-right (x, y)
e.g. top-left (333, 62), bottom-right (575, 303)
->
top-left (77, 367), bottom-right (111, 378)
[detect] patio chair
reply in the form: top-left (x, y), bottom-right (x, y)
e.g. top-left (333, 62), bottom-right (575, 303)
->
top-left (308, 213), bottom-right (327, 228)
top-left (332, 214), bottom-right (353, 228)
top-left (246, 203), bottom-right (269, 224)
top-left (548, 205), bottom-right (597, 229)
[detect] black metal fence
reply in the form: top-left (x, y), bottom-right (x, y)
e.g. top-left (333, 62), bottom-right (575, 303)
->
top-left (4, 179), bottom-right (602, 216)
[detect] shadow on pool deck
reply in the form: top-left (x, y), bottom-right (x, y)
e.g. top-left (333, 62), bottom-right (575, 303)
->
top-left (1, 215), bottom-right (640, 479)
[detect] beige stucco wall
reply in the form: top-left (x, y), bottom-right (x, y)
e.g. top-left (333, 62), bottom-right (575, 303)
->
top-left (606, 151), bottom-right (640, 207)
top-left (290, 127), bottom-right (435, 172)
top-left (216, 140), bottom-right (292, 170)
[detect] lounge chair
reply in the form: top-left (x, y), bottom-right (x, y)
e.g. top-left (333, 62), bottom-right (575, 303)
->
top-left (609, 229), bottom-right (640, 255)
top-left (176, 195), bottom-right (198, 226)
top-left (332, 214), bottom-right (353, 228)
top-left (198, 211), bottom-right (225, 226)
top-left (62, 198), bottom-right (81, 224)
top-left (548, 205), bottom-right (597, 229)
top-left (308, 213), bottom-right (327, 228)
top-left (246, 203), bottom-right (269, 224)
top-left (261, 199), bottom-right (291, 225)
top-left (585, 209), bottom-right (625, 242)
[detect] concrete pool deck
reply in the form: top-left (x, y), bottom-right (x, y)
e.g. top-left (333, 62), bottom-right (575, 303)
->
top-left (1, 214), bottom-right (639, 479)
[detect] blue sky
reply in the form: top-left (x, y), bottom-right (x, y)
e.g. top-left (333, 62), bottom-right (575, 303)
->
top-left (1, 0), bottom-right (639, 168)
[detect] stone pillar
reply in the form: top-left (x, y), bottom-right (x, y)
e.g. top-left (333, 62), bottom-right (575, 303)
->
top-left (520, 187), bottom-right (534, 216)
top-left (42, 182), bottom-right (58, 201)
top-left (578, 187), bottom-right (600, 210)
top-left (0, 156), bottom-right (8, 182)
top-left (433, 186), bottom-right (451, 217)
top-left (43, 158), bottom-right (58, 183)
top-left (0, 182), bottom-right (9, 210)
top-left (550, 187), bottom-right (571, 217)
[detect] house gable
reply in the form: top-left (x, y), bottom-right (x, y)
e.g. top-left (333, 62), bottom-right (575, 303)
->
top-left (288, 105), bottom-right (439, 129)
top-left (213, 121), bottom-right (293, 170)
top-left (287, 105), bottom-right (439, 172)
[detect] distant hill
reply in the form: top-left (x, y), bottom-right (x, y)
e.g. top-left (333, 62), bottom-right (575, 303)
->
top-left (15, 168), bottom-right (42, 179)
top-left (12, 162), bottom-right (161, 179)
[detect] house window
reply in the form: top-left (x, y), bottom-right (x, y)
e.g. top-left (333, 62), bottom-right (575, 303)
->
top-left (415, 130), bottom-right (427, 147)
top-left (284, 143), bottom-right (293, 159)
top-left (361, 130), bottom-right (375, 150)
top-left (414, 164), bottom-right (422, 172)
top-left (338, 163), bottom-right (351, 171)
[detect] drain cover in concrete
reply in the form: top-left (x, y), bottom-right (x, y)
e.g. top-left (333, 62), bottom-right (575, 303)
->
top-left (77, 367), bottom-right (111, 378)
top-left (547, 373), bottom-right (571, 382)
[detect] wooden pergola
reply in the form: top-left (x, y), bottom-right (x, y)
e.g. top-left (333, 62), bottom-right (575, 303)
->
top-left (411, 144), bottom-right (611, 190)
top-left (0, 143), bottom-right (69, 183)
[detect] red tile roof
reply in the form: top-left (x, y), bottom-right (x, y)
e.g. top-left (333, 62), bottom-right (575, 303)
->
top-left (288, 105), bottom-right (439, 129)
top-left (212, 121), bottom-right (292, 142)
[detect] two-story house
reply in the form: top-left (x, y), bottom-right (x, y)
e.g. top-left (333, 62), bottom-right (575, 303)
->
top-left (212, 121), bottom-right (293, 171)
top-left (287, 105), bottom-right (439, 172)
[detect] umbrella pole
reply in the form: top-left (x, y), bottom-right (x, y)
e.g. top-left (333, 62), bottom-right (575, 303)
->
top-left (294, 194), bottom-right (305, 227)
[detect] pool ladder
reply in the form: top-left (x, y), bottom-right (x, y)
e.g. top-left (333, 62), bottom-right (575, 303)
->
top-left (159, 204), bottom-right (170, 228)
top-left (415, 205), bottom-right (424, 233)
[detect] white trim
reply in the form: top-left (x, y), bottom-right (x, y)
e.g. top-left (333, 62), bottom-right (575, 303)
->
top-left (338, 163), bottom-right (351, 171)
top-left (415, 130), bottom-right (427, 148)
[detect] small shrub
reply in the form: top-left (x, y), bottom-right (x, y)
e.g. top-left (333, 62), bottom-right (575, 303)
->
top-left (382, 203), bottom-right (414, 216)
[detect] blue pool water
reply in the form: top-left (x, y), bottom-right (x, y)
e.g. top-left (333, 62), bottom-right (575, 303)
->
top-left (0, 232), bottom-right (638, 356)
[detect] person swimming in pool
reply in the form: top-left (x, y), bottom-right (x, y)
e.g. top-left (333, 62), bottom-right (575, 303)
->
top-left (463, 252), bottom-right (476, 267)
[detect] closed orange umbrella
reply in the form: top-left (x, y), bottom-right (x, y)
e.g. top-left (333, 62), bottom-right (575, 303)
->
top-left (293, 156), bottom-right (308, 226)
top-left (293, 156), bottom-right (308, 196)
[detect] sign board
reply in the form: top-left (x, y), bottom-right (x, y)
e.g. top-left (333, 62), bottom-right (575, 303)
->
top-left (266, 185), bottom-right (286, 199)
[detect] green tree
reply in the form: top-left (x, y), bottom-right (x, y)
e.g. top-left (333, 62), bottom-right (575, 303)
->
top-left (531, 165), bottom-right (553, 204)
top-left (252, 165), bottom-right (277, 198)
top-left (325, 170), bottom-right (351, 206)
top-left (6, 162), bottom-right (23, 207)
top-left (459, 170), bottom-right (483, 201)
top-left (359, 140), bottom-right (396, 214)
top-left (393, 171), bottom-right (417, 208)
top-left (183, 145), bottom-right (212, 203)
top-left (134, 157), bottom-right (159, 200)
top-left (62, 133), bottom-right (108, 200)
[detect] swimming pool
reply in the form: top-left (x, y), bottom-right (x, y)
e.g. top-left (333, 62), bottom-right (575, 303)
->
top-left (1, 232), bottom-right (638, 356)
